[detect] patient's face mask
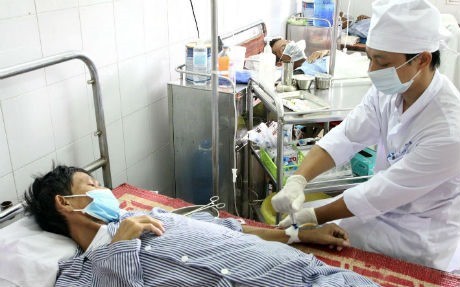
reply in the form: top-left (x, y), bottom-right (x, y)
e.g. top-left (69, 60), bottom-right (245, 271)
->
top-left (368, 54), bottom-right (421, 95)
top-left (281, 40), bottom-right (306, 62)
top-left (64, 189), bottom-right (120, 223)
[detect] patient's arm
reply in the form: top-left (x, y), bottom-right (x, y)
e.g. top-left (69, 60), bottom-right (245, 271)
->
top-left (242, 223), bottom-right (350, 250)
top-left (307, 50), bottom-right (330, 63)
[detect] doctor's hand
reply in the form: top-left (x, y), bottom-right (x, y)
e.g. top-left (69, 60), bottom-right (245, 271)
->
top-left (278, 207), bottom-right (318, 228)
top-left (300, 223), bottom-right (350, 251)
top-left (271, 175), bottom-right (307, 214)
top-left (111, 215), bottom-right (165, 243)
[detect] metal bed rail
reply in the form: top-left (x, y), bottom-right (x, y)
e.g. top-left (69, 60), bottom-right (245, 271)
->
top-left (174, 64), bottom-right (236, 94)
top-left (0, 51), bottom-right (112, 224)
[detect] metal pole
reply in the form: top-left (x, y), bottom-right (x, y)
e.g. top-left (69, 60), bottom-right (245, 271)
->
top-left (329, 0), bottom-right (340, 75)
top-left (211, 0), bottom-right (220, 197)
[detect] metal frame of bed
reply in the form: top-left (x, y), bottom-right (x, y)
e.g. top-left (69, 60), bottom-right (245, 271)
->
top-left (0, 51), bottom-right (112, 224)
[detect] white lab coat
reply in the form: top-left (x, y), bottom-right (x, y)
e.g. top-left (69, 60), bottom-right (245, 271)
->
top-left (317, 70), bottom-right (460, 272)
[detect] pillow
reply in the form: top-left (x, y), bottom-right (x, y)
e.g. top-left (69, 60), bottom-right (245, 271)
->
top-left (0, 216), bottom-right (77, 287)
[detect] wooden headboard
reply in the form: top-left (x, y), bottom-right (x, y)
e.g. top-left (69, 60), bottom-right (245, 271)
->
top-left (219, 21), bottom-right (267, 58)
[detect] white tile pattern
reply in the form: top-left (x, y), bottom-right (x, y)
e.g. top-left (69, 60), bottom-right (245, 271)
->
top-left (0, 70), bottom-right (46, 102)
top-left (118, 55), bottom-right (149, 116)
top-left (0, 108), bottom-right (12, 177)
top-left (123, 105), bottom-right (154, 167)
top-left (13, 153), bottom-right (57, 200)
top-left (80, 3), bottom-right (117, 68)
top-left (35, 0), bottom-right (78, 13)
top-left (38, 8), bottom-right (84, 83)
top-left (56, 135), bottom-right (95, 167)
top-left (48, 75), bottom-right (93, 148)
top-left (2, 88), bottom-right (55, 169)
top-left (113, 0), bottom-right (145, 61)
top-left (0, 0), bottom-right (35, 19)
top-left (0, 173), bottom-right (17, 204)
top-left (0, 15), bottom-right (42, 67)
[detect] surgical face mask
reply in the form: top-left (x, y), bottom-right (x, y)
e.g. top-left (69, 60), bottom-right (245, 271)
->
top-left (64, 189), bottom-right (120, 223)
top-left (282, 40), bottom-right (306, 62)
top-left (368, 54), bottom-right (421, 95)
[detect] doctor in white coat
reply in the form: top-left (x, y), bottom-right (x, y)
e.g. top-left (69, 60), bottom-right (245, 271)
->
top-left (272, 0), bottom-right (460, 272)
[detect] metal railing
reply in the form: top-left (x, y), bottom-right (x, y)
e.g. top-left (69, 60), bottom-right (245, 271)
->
top-left (0, 51), bottom-right (112, 224)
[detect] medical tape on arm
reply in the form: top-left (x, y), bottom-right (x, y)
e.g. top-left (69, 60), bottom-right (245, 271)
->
top-left (285, 225), bottom-right (300, 244)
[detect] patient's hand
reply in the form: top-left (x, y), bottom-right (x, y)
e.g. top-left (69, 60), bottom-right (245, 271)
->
top-left (357, 14), bottom-right (370, 21)
top-left (307, 50), bottom-right (329, 63)
top-left (111, 215), bottom-right (165, 243)
top-left (299, 223), bottom-right (350, 251)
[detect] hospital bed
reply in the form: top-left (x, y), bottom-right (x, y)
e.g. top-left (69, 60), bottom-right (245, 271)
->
top-left (1, 54), bottom-right (460, 287)
top-left (3, 180), bottom-right (460, 287)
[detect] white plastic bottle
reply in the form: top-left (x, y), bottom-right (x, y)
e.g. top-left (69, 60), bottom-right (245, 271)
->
top-left (258, 41), bottom-right (276, 90)
top-left (302, 0), bottom-right (315, 25)
top-left (192, 39), bottom-right (209, 85)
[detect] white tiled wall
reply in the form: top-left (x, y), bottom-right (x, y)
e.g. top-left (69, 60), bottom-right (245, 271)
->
top-left (0, 0), bottom-right (295, 205)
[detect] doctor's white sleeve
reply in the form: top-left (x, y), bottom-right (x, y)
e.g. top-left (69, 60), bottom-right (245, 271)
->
top-left (317, 89), bottom-right (381, 167)
top-left (344, 137), bottom-right (460, 221)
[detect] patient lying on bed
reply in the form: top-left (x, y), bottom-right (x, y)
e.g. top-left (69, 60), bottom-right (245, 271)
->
top-left (23, 165), bottom-right (379, 287)
top-left (270, 37), bottom-right (369, 78)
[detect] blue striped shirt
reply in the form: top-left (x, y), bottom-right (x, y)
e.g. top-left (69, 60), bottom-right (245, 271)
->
top-left (56, 208), bottom-right (379, 287)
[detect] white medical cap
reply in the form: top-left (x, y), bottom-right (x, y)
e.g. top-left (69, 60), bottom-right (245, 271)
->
top-left (367, 0), bottom-right (444, 53)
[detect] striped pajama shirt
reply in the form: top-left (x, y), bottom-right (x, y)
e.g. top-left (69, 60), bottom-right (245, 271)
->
top-left (55, 208), bottom-right (379, 287)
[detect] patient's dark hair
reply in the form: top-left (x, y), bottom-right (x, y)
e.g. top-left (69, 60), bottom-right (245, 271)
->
top-left (24, 165), bottom-right (89, 237)
top-left (269, 37), bottom-right (283, 62)
top-left (405, 50), bottom-right (440, 70)
top-left (269, 37), bottom-right (281, 48)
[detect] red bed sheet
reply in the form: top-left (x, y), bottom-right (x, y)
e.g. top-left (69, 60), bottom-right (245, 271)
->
top-left (113, 183), bottom-right (460, 287)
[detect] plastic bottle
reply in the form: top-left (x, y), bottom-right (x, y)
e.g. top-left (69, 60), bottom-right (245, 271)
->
top-left (302, 0), bottom-right (315, 26)
top-left (218, 46), bottom-right (231, 86)
top-left (258, 41), bottom-right (276, 90)
top-left (313, 0), bottom-right (335, 28)
top-left (192, 140), bottom-right (212, 204)
top-left (192, 39), bottom-right (209, 85)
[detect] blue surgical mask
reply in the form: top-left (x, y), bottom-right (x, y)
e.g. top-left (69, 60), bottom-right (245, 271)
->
top-left (368, 54), bottom-right (421, 95)
top-left (64, 189), bottom-right (120, 223)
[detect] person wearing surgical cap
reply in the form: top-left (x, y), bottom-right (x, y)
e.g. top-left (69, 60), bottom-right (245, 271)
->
top-left (271, 0), bottom-right (460, 273)
top-left (270, 38), bottom-right (330, 76)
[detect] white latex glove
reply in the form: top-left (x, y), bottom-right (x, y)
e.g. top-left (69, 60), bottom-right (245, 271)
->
top-left (282, 40), bottom-right (306, 62)
top-left (278, 207), bottom-right (318, 228)
top-left (271, 175), bottom-right (307, 214)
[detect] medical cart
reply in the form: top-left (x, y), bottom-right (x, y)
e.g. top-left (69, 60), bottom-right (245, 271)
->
top-left (245, 77), bottom-right (373, 223)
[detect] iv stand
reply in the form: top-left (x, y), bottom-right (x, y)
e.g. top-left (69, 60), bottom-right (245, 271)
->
top-left (210, 0), bottom-right (220, 197)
